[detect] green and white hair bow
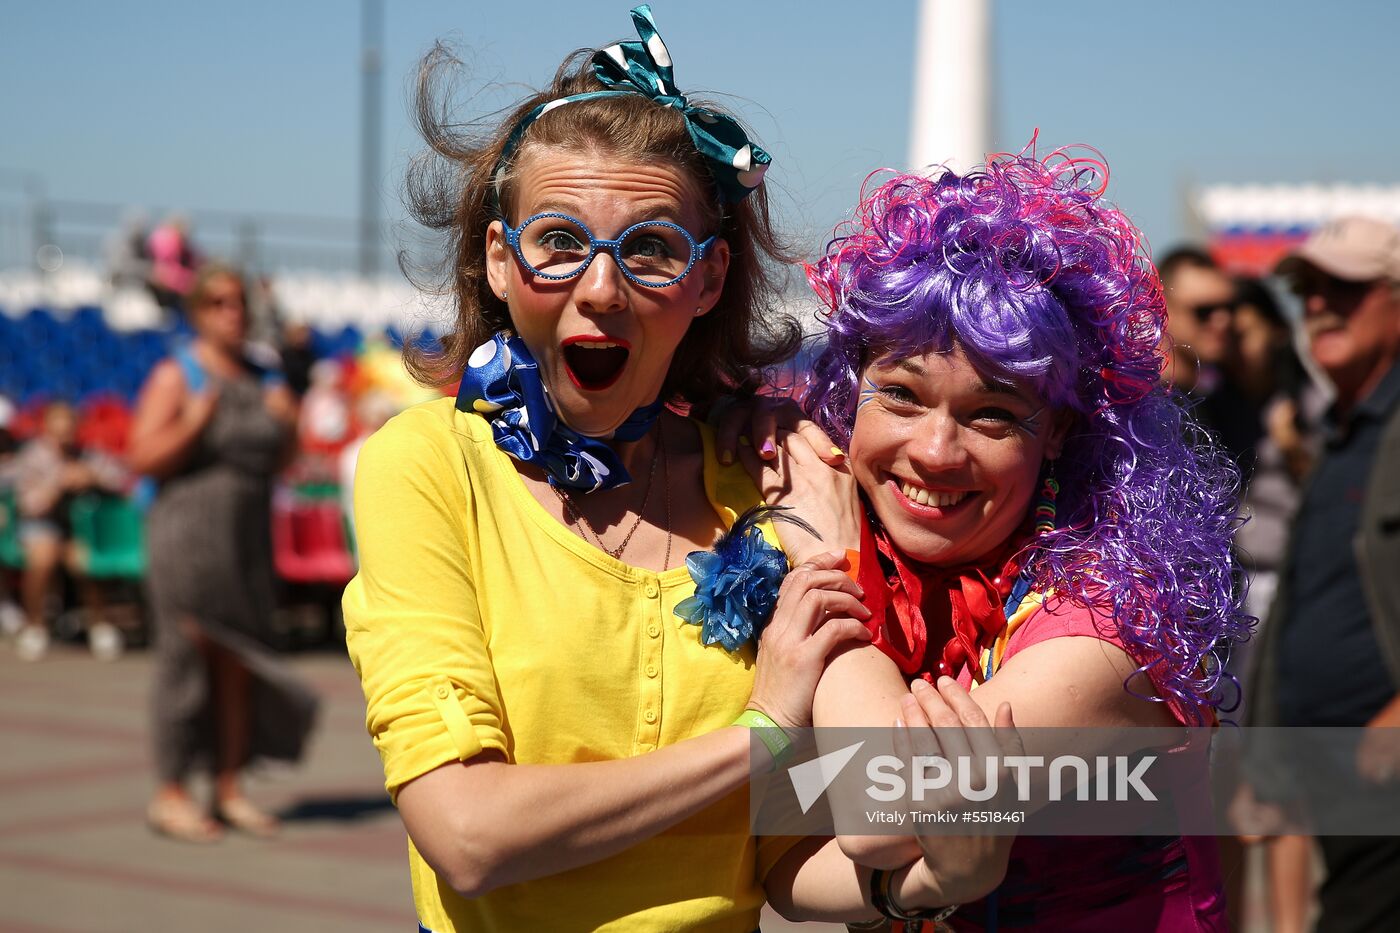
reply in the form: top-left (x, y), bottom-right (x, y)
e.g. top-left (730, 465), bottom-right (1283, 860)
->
top-left (495, 4), bottom-right (771, 205)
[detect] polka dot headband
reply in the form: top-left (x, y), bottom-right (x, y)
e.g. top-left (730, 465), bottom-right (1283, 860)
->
top-left (493, 4), bottom-right (772, 206)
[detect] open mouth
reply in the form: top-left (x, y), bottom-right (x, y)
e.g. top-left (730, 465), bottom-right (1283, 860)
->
top-left (561, 337), bottom-right (631, 391)
top-left (887, 474), bottom-right (978, 516)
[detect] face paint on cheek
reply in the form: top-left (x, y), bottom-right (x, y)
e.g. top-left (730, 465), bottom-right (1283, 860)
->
top-left (857, 376), bottom-right (881, 412)
top-left (1016, 407), bottom-right (1045, 438)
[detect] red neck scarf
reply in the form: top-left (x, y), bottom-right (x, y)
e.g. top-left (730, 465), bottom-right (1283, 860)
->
top-left (855, 510), bottom-right (1030, 683)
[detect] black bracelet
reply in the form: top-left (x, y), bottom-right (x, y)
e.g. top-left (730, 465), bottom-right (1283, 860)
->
top-left (844, 919), bottom-right (888, 932)
top-left (869, 868), bottom-right (961, 924)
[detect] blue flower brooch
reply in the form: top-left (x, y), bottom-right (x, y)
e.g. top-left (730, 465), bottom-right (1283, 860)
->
top-left (673, 505), bottom-right (815, 652)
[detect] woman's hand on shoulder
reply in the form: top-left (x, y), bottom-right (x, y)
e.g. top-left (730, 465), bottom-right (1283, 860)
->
top-left (713, 395), bottom-right (844, 468)
top-left (733, 421), bottom-right (862, 566)
top-left (747, 551), bottom-right (872, 731)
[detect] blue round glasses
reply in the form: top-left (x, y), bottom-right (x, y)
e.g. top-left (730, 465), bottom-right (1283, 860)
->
top-left (503, 212), bottom-right (717, 288)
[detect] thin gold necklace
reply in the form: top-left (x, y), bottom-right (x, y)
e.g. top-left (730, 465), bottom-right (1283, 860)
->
top-left (552, 421), bottom-right (669, 565)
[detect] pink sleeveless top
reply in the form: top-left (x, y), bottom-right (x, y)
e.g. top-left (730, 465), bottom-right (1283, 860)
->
top-left (941, 595), bottom-right (1229, 932)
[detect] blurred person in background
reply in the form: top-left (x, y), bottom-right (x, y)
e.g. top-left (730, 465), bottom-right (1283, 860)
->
top-left (1228, 277), bottom-right (1317, 634)
top-left (10, 401), bottom-right (129, 662)
top-left (245, 274), bottom-right (285, 349)
top-left (105, 210), bottom-right (152, 292)
top-left (1226, 276), bottom-right (1318, 933)
top-left (1245, 217), bottom-right (1400, 933)
top-left (127, 262), bottom-right (317, 844)
top-left (1160, 251), bottom-right (1274, 930)
top-left (279, 321), bottom-right (317, 398)
top-left (336, 388), bottom-right (398, 553)
top-left (0, 398), bottom-right (23, 636)
top-left (1158, 247), bottom-right (1263, 472)
top-left (298, 358), bottom-right (352, 456)
top-left (146, 214), bottom-right (199, 311)
top-left (105, 210), bottom-right (154, 291)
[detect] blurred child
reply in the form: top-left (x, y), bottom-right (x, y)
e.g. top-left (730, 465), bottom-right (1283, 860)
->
top-left (11, 401), bottom-right (129, 660)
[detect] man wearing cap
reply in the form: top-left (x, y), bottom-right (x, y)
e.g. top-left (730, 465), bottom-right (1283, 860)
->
top-left (1246, 216), bottom-right (1400, 932)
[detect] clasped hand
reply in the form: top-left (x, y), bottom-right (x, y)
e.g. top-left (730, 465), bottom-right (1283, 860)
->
top-left (896, 676), bottom-right (1023, 904)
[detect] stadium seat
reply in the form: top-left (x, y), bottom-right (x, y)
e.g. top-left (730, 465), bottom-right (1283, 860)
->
top-left (69, 494), bottom-right (146, 580)
top-left (77, 396), bottom-right (134, 456)
top-left (272, 492), bottom-right (355, 585)
top-left (0, 489), bottom-right (25, 569)
top-left (8, 401), bottom-right (48, 441)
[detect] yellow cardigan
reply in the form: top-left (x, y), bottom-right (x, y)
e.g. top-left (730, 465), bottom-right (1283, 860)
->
top-left (344, 398), bottom-right (791, 932)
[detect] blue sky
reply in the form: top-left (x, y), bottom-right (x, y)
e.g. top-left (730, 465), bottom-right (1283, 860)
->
top-left (4, 0), bottom-right (1398, 267)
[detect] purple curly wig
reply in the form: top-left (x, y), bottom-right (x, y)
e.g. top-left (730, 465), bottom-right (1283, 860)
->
top-left (804, 146), bottom-right (1251, 723)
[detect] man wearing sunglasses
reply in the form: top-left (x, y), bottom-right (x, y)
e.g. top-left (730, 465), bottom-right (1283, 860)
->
top-left (1158, 246), bottom-right (1262, 471)
top-left (1247, 216), bottom-right (1400, 933)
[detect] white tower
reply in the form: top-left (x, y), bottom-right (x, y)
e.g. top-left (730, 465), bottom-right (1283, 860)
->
top-left (907, 0), bottom-right (992, 175)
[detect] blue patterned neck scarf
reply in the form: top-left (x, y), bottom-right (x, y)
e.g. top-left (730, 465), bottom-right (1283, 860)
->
top-left (455, 332), bottom-right (664, 493)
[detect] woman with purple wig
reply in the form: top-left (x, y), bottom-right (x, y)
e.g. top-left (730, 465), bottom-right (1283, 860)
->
top-left (735, 145), bottom-right (1249, 929)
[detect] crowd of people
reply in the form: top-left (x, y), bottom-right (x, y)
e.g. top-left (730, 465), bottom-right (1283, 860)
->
top-left (1239, 218), bottom-right (1400, 933)
top-left (4, 5), bottom-right (1399, 931)
top-left (0, 322), bottom-right (369, 657)
top-left (1149, 222), bottom-right (1400, 931)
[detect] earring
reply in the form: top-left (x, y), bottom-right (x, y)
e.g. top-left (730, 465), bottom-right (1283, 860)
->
top-left (1034, 466), bottom-right (1059, 536)
top-left (501, 290), bottom-right (508, 300)
top-left (694, 306), bottom-right (705, 316)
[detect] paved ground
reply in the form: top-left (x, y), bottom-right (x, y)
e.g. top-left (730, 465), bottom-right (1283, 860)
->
top-left (0, 638), bottom-right (845, 932)
top-left (0, 642), bottom-right (413, 932)
top-left (1, 639), bottom-right (1286, 932)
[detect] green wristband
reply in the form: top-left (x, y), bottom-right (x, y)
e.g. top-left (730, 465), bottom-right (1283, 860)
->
top-left (733, 709), bottom-right (793, 769)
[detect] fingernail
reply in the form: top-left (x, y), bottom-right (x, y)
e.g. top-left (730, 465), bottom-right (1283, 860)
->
top-left (911, 678), bottom-right (931, 692)
top-left (937, 675), bottom-right (955, 689)
top-left (894, 717), bottom-right (905, 728)
top-left (719, 450), bottom-right (733, 465)
top-left (761, 440), bottom-right (776, 457)
top-left (829, 446), bottom-right (845, 459)
top-left (739, 435), bottom-right (751, 447)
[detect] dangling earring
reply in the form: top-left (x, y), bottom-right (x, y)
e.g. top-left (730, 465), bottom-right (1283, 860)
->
top-left (1034, 464), bottom-right (1059, 536)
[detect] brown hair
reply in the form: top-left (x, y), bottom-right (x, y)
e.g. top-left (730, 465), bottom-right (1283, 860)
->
top-left (402, 43), bottom-right (800, 407)
top-left (187, 261), bottom-right (246, 312)
top-left (1155, 245), bottom-right (1218, 290)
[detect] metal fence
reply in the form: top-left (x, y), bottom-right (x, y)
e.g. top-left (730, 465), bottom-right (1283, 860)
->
top-left (0, 185), bottom-right (410, 279)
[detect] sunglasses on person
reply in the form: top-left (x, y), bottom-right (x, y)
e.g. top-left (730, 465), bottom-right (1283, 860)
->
top-left (1287, 273), bottom-right (1381, 309)
top-left (1190, 300), bottom-right (1237, 323)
